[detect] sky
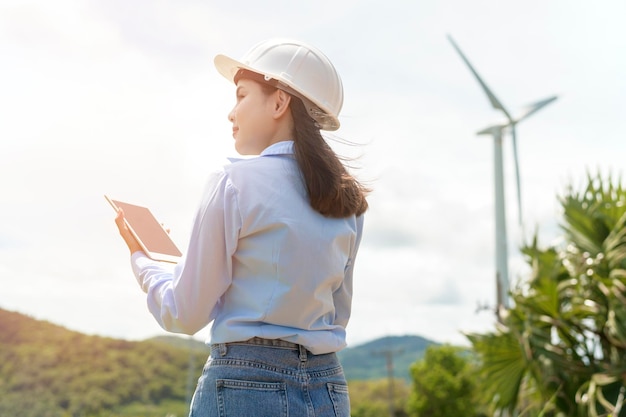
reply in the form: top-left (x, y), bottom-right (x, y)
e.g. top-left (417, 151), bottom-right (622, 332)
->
top-left (1, 0), bottom-right (625, 348)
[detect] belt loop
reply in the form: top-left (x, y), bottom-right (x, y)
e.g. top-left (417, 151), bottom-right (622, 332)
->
top-left (298, 344), bottom-right (307, 362)
top-left (211, 343), bottom-right (228, 356)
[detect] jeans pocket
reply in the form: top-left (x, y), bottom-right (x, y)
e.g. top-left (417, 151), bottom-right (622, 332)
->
top-left (216, 379), bottom-right (287, 417)
top-left (327, 382), bottom-right (350, 417)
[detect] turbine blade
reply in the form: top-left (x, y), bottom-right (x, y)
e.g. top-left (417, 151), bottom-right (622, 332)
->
top-left (447, 34), bottom-right (513, 121)
top-left (510, 125), bottom-right (523, 225)
top-left (514, 96), bottom-right (558, 123)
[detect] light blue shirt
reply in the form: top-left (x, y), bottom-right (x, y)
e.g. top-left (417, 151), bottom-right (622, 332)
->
top-left (131, 141), bottom-right (364, 354)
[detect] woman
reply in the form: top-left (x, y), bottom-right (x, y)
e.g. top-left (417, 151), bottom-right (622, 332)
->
top-left (114, 38), bottom-right (368, 417)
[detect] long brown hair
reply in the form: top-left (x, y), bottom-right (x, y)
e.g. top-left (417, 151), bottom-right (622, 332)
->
top-left (234, 69), bottom-right (368, 217)
top-left (290, 96), bottom-right (369, 218)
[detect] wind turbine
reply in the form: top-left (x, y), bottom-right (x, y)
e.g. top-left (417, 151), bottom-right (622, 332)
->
top-left (447, 35), bottom-right (557, 317)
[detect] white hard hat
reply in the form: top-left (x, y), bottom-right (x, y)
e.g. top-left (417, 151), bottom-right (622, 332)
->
top-left (214, 38), bottom-right (344, 131)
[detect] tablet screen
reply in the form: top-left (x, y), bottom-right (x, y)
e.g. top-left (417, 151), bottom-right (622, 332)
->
top-left (106, 196), bottom-right (182, 263)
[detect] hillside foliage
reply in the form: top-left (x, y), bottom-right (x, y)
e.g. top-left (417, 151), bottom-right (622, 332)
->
top-left (0, 308), bottom-right (209, 417)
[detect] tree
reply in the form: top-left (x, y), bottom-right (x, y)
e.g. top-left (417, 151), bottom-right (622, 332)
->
top-left (467, 172), bottom-right (626, 416)
top-left (407, 344), bottom-right (484, 417)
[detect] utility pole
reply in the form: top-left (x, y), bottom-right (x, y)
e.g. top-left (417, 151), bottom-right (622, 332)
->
top-left (373, 347), bottom-right (404, 417)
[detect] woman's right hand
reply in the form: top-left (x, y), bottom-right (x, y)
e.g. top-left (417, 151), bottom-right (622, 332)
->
top-left (114, 209), bottom-right (144, 255)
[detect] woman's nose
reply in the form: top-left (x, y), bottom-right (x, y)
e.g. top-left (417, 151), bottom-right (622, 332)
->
top-left (228, 107), bottom-right (235, 123)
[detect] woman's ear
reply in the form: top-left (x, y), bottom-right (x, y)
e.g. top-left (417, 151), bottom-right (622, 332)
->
top-left (272, 89), bottom-right (292, 120)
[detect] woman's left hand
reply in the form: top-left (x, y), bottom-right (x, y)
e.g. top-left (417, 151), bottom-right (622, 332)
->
top-left (114, 209), bottom-right (143, 255)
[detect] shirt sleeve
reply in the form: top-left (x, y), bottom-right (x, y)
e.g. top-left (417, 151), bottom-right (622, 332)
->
top-left (332, 214), bottom-right (365, 328)
top-left (131, 169), bottom-right (241, 335)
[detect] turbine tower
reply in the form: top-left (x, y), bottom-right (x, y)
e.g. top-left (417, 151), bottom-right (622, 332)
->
top-left (447, 35), bottom-right (557, 318)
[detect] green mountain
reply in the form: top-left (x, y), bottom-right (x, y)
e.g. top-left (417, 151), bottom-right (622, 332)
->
top-left (0, 308), bottom-right (437, 416)
top-left (339, 335), bottom-right (438, 381)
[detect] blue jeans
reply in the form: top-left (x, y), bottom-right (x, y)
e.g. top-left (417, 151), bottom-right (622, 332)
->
top-left (189, 338), bottom-right (350, 417)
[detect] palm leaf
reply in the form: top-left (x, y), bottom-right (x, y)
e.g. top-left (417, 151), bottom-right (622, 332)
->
top-left (466, 330), bottom-right (528, 411)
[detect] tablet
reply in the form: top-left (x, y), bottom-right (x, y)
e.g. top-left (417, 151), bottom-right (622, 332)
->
top-left (105, 195), bottom-right (182, 263)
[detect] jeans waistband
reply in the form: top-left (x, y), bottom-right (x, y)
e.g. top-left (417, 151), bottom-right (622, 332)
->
top-left (211, 337), bottom-right (309, 358)
top-left (228, 337), bottom-right (301, 349)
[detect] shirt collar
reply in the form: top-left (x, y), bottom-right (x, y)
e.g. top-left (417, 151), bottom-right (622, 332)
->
top-left (227, 141), bottom-right (294, 164)
top-left (260, 140), bottom-right (294, 156)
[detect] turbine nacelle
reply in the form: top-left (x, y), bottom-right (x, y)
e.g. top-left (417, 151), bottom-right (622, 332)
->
top-left (477, 95), bottom-right (558, 135)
